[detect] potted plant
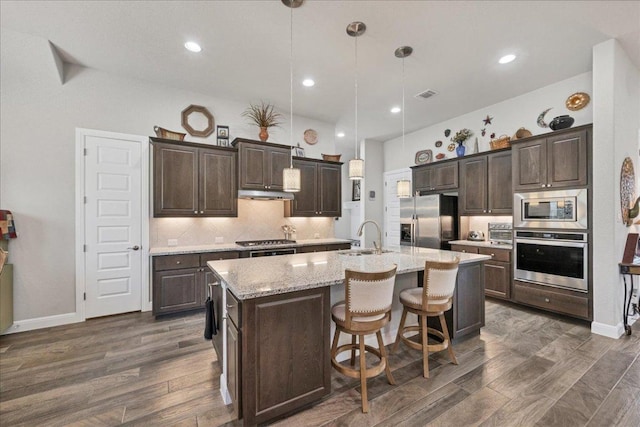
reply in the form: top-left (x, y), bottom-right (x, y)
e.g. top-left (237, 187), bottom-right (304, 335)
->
top-left (241, 101), bottom-right (283, 141)
top-left (451, 128), bottom-right (473, 157)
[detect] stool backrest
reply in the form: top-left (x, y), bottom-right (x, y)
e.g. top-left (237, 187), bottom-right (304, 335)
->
top-left (422, 258), bottom-right (459, 310)
top-left (344, 265), bottom-right (397, 327)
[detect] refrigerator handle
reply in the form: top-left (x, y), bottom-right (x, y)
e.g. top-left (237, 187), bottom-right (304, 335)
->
top-left (413, 218), bottom-right (418, 246)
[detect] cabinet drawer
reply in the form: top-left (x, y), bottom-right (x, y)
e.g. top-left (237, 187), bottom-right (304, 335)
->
top-left (450, 244), bottom-right (479, 254)
top-left (513, 282), bottom-right (589, 319)
top-left (200, 251), bottom-right (240, 264)
top-left (478, 247), bottom-right (511, 262)
top-left (154, 254), bottom-right (200, 271)
top-left (226, 288), bottom-right (242, 328)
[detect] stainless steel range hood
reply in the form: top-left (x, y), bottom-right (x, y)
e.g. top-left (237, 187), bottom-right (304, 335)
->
top-left (237, 190), bottom-right (294, 200)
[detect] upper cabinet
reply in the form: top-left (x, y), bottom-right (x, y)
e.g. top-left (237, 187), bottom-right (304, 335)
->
top-left (234, 138), bottom-right (290, 191)
top-left (512, 126), bottom-right (589, 192)
top-left (412, 161), bottom-right (459, 194)
top-left (459, 150), bottom-right (512, 215)
top-left (152, 138), bottom-right (237, 217)
top-left (284, 158), bottom-right (342, 217)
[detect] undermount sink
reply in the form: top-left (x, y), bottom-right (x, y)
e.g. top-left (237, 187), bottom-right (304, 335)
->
top-left (338, 248), bottom-right (395, 256)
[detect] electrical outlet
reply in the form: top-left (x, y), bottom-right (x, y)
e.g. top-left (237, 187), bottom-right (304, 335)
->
top-left (314, 233), bottom-right (320, 238)
top-left (168, 239), bottom-right (178, 246)
top-left (215, 237), bottom-right (223, 244)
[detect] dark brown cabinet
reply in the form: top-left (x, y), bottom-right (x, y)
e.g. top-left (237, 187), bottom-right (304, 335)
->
top-left (296, 243), bottom-right (352, 253)
top-left (512, 127), bottom-right (589, 191)
top-left (152, 251), bottom-right (239, 316)
top-left (226, 289), bottom-right (242, 419)
top-left (285, 158), bottom-right (342, 217)
top-left (234, 139), bottom-right (290, 191)
top-left (152, 139), bottom-right (237, 217)
top-left (513, 281), bottom-right (590, 320)
top-left (412, 161), bottom-right (458, 194)
top-left (459, 150), bottom-right (512, 215)
top-left (478, 247), bottom-right (511, 300)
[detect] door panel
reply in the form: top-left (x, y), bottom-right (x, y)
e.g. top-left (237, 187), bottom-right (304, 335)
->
top-left (318, 164), bottom-right (341, 216)
top-left (200, 149), bottom-right (237, 216)
top-left (153, 144), bottom-right (198, 216)
top-left (268, 149), bottom-right (290, 190)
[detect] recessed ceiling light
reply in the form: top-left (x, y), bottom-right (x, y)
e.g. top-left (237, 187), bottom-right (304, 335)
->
top-left (302, 78), bottom-right (315, 87)
top-left (184, 41), bottom-right (202, 53)
top-left (336, 132), bottom-right (345, 138)
top-left (390, 106), bottom-right (401, 114)
top-left (499, 54), bottom-right (516, 64)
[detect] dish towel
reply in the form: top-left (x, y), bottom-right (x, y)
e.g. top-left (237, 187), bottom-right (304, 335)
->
top-left (0, 210), bottom-right (17, 240)
top-left (204, 297), bottom-right (217, 339)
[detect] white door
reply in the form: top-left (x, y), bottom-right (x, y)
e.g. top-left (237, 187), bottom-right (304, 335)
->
top-left (384, 169), bottom-right (411, 247)
top-left (81, 131), bottom-right (146, 318)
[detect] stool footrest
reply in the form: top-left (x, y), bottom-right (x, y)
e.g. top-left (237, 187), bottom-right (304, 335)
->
top-left (331, 343), bottom-right (386, 379)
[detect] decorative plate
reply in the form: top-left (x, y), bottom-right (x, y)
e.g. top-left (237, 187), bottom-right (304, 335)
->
top-left (435, 153), bottom-right (446, 160)
top-left (620, 157), bottom-right (636, 226)
top-left (303, 129), bottom-right (318, 145)
top-left (447, 143), bottom-right (456, 152)
top-left (565, 92), bottom-right (590, 111)
top-left (415, 149), bottom-right (432, 165)
top-left (435, 140), bottom-right (443, 147)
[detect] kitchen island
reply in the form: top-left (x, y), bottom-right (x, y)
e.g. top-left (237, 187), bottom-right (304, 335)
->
top-left (207, 246), bottom-right (490, 426)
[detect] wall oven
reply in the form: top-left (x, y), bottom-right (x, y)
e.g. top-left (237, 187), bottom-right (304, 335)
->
top-left (514, 188), bottom-right (587, 229)
top-left (514, 230), bottom-right (588, 292)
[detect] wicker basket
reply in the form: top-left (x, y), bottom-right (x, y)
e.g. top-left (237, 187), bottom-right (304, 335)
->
top-left (154, 126), bottom-right (186, 141)
top-left (322, 154), bottom-right (341, 162)
top-left (489, 135), bottom-right (511, 150)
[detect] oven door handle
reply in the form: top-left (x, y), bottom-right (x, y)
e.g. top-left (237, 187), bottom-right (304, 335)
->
top-left (515, 239), bottom-right (587, 248)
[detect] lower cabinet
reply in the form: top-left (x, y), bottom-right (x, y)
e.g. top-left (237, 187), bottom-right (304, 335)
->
top-left (227, 287), bottom-right (331, 426)
top-left (451, 244), bottom-right (512, 301)
top-left (296, 243), bottom-right (351, 253)
top-left (513, 280), bottom-right (591, 320)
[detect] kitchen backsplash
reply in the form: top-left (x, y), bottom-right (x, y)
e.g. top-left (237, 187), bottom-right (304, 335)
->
top-left (150, 200), bottom-right (335, 247)
top-left (460, 215), bottom-right (512, 240)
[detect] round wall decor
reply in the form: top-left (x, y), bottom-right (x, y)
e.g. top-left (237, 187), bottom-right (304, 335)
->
top-left (303, 129), bottom-right (318, 145)
top-left (181, 104), bottom-right (214, 137)
top-left (620, 157), bottom-right (636, 226)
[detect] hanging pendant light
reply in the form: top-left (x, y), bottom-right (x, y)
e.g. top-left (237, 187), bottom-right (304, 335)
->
top-left (282, 0), bottom-right (302, 192)
top-left (347, 21), bottom-right (366, 180)
top-left (395, 46), bottom-right (413, 199)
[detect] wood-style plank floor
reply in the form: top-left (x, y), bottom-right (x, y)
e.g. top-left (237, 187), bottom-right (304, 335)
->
top-left (1, 299), bottom-right (638, 426)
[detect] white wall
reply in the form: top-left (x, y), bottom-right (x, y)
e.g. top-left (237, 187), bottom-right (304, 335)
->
top-left (383, 72), bottom-right (593, 171)
top-left (0, 28), bottom-right (338, 322)
top-left (361, 139), bottom-right (385, 248)
top-left (592, 39), bottom-right (640, 337)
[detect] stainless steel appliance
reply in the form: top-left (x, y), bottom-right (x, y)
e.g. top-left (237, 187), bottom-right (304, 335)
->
top-left (514, 230), bottom-right (588, 292)
top-left (488, 222), bottom-right (513, 245)
top-left (400, 194), bottom-right (458, 249)
top-left (514, 188), bottom-right (587, 229)
top-left (235, 239), bottom-right (297, 257)
top-left (467, 230), bottom-right (485, 241)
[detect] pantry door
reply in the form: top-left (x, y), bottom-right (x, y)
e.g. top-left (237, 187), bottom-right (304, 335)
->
top-left (77, 129), bottom-right (149, 319)
top-left (384, 169), bottom-right (411, 247)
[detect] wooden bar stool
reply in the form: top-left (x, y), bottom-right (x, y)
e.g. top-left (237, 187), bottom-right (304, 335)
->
top-left (392, 258), bottom-right (459, 378)
top-left (330, 265), bottom-right (397, 413)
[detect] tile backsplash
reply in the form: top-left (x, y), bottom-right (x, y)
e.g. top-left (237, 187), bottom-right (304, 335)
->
top-left (460, 215), bottom-right (512, 240)
top-left (150, 200), bottom-right (335, 247)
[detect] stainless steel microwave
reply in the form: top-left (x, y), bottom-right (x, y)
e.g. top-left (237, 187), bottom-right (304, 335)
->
top-left (514, 188), bottom-right (587, 229)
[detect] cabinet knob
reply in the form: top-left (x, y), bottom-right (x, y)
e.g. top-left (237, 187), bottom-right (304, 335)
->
top-left (176, 261), bottom-right (181, 264)
top-left (541, 184), bottom-right (546, 188)
top-left (547, 184), bottom-right (552, 187)
top-left (194, 210), bottom-right (198, 214)
top-left (462, 250), bottom-right (467, 253)
top-left (200, 211), bottom-right (204, 214)
top-left (544, 298), bottom-right (550, 303)
top-left (488, 210), bottom-right (492, 213)
top-left (483, 210), bottom-right (487, 213)
top-left (490, 253), bottom-right (495, 257)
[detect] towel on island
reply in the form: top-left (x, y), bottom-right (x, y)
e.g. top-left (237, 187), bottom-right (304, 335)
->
top-left (0, 210), bottom-right (17, 240)
top-left (204, 297), bottom-right (217, 339)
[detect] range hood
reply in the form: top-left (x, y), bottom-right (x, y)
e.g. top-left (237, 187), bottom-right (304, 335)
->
top-left (237, 190), bottom-right (294, 200)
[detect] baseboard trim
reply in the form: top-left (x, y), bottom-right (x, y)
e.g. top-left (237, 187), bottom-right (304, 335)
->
top-left (591, 321), bottom-right (624, 339)
top-left (1, 312), bottom-right (83, 335)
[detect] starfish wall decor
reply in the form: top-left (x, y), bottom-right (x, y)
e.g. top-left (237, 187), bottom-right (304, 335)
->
top-left (483, 115), bottom-right (493, 125)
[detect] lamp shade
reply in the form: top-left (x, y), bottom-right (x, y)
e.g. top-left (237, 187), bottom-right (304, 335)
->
top-left (349, 158), bottom-right (364, 180)
top-left (397, 179), bottom-right (412, 198)
top-left (283, 167), bottom-right (301, 192)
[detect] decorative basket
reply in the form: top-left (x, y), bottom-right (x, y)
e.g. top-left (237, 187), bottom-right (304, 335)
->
top-left (322, 154), bottom-right (341, 162)
top-left (489, 135), bottom-right (511, 150)
top-left (512, 127), bottom-right (532, 140)
top-left (153, 126), bottom-right (186, 141)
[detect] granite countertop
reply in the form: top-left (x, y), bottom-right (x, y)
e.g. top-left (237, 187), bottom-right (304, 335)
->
top-left (208, 245), bottom-right (490, 300)
top-left (449, 240), bottom-right (513, 250)
top-left (149, 238), bottom-right (353, 256)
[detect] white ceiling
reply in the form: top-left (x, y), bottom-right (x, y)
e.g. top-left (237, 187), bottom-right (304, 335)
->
top-left (2, 1), bottom-right (639, 152)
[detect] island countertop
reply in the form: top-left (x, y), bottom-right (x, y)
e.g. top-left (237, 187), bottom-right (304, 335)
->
top-left (207, 246), bottom-right (490, 300)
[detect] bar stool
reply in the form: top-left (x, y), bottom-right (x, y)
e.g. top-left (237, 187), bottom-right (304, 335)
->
top-left (330, 265), bottom-right (397, 413)
top-left (392, 258), bottom-right (459, 378)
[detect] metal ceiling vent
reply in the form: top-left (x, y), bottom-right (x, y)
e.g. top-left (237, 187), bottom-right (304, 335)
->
top-left (414, 89), bottom-right (438, 99)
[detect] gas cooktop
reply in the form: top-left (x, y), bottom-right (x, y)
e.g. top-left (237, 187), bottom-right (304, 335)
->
top-left (235, 239), bottom-right (296, 247)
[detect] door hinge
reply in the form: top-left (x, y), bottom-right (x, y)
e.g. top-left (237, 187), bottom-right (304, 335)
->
top-left (83, 244), bottom-right (87, 252)
top-left (385, 181), bottom-right (387, 187)
top-left (84, 196), bottom-right (87, 204)
top-left (84, 148), bottom-right (87, 156)
top-left (83, 292), bottom-right (86, 301)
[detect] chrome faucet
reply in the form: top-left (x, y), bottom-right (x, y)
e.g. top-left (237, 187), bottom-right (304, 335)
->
top-left (357, 220), bottom-right (382, 254)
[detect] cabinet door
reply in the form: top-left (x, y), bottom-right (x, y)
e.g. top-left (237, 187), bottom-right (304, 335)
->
top-left (227, 317), bottom-right (241, 418)
top-left (288, 160), bottom-right (318, 216)
top-left (432, 162), bottom-right (459, 191)
top-left (152, 268), bottom-right (201, 315)
top-left (153, 143), bottom-right (199, 216)
top-left (459, 157), bottom-right (487, 215)
top-left (210, 280), bottom-right (224, 360)
top-left (239, 145), bottom-right (267, 189)
top-left (546, 129), bottom-right (588, 189)
top-left (318, 163), bottom-right (342, 217)
top-left (296, 245), bottom-right (328, 253)
top-left (483, 261), bottom-right (511, 300)
top-left (450, 244), bottom-right (479, 254)
top-left (512, 137), bottom-right (547, 191)
top-left (199, 149), bottom-right (237, 217)
top-left (412, 167), bottom-right (431, 193)
top-left (267, 147), bottom-right (291, 190)
top-left (452, 262), bottom-right (485, 338)
top-left (487, 151), bottom-right (513, 214)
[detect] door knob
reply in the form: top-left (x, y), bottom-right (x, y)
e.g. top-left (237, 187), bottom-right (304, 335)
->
top-left (128, 245), bottom-right (140, 251)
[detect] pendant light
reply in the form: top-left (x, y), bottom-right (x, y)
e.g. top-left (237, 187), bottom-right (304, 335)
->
top-left (395, 46), bottom-right (413, 199)
top-left (282, 0), bottom-right (302, 192)
top-left (347, 22), bottom-right (366, 180)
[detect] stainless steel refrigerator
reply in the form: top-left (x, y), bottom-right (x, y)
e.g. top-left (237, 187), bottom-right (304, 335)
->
top-left (400, 194), bottom-right (458, 250)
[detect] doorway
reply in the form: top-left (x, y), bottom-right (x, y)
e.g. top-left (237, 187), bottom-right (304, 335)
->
top-left (383, 168), bottom-right (411, 247)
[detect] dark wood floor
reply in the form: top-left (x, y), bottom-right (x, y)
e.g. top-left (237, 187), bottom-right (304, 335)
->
top-left (1, 299), bottom-right (638, 426)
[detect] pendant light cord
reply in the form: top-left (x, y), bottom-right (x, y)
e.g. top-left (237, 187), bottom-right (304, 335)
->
top-left (354, 33), bottom-right (359, 160)
top-left (289, 4), bottom-right (294, 168)
top-left (402, 55), bottom-right (405, 154)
